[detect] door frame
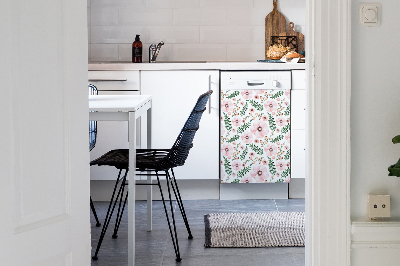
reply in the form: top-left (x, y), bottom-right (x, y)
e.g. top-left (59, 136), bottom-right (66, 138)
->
top-left (306, 0), bottom-right (351, 265)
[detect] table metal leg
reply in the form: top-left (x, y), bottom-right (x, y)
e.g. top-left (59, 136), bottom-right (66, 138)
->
top-left (128, 112), bottom-right (136, 266)
top-left (147, 105), bottom-right (153, 232)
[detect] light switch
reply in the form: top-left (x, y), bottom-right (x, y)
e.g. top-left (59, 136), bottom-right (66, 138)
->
top-left (359, 3), bottom-right (381, 26)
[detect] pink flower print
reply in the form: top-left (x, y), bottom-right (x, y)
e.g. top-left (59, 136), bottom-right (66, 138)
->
top-left (262, 159), bottom-right (268, 165)
top-left (221, 128), bottom-right (226, 136)
top-left (254, 139), bottom-right (260, 144)
top-left (240, 176), bottom-right (250, 183)
top-left (285, 90), bottom-right (290, 96)
top-left (276, 172), bottom-right (280, 177)
top-left (264, 144), bottom-right (277, 156)
top-left (241, 132), bottom-right (253, 144)
top-left (256, 90), bottom-right (265, 94)
top-left (276, 116), bottom-right (287, 127)
top-left (285, 101), bottom-right (289, 106)
top-left (285, 134), bottom-right (290, 141)
top-left (276, 128), bottom-right (280, 133)
top-left (249, 164), bottom-right (269, 182)
top-left (221, 100), bottom-right (234, 112)
top-left (264, 100), bottom-right (277, 112)
top-left (232, 172), bottom-right (236, 177)
top-left (221, 143), bottom-right (233, 157)
top-left (262, 115), bottom-right (268, 121)
top-left (285, 178), bottom-right (290, 183)
top-left (249, 151), bottom-right (255, 158)
top-left (254, 95), bottom-right (260, 100)
top-left (277, 98), bottom-right (280, 101)
top-left (276, 142), bottom-right (280, 145)
top-left (232, 116), bottom-right (242, 127)
top-left (241, 90), bottom-right (253, 100)
top-left (232, 128), bottom-right (236, 133)
top-left (232, 160), bottom-right (242, 171)
top-left (240, 101), bottom-right (245, 106)
top-left (276, 161), bottom-right (286, 171)
top-left (249, 107), bottom-right (255, 114)
top-left (285, 145), bottom-right (289, 150)
top-left (239, 145), bottom-right (245, 150)
top-left (250, 121), bottom-right (269, 138)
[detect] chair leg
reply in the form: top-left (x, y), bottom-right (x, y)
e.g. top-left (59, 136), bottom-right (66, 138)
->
top-left (112, 178), bottom-right (128, 239)
top-left (92, 169), bottom-right (128, 261)
top-left (156, 171), bottom-right (182, 262)
top-left (90, 196), bottom-right (101, 227)
top-left (168, 169), bottom-right (193, 239)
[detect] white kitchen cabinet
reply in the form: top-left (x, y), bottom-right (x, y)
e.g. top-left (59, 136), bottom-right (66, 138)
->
top-left (88, 71), bottom-right (141, 180)
top-left (291, 70), bottom-right (306, 179)
top-left (141, 70), bottom-right (219, 180)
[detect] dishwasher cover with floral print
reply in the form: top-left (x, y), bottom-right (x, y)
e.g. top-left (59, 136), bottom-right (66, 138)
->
top-left (220, 89), bottom-right (291, 183)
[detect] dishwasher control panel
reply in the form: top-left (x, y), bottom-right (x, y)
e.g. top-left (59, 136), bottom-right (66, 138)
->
top-left (221, 71), bottom-right (291, 90)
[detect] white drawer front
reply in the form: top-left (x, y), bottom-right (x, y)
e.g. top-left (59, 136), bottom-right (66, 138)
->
top-left (88, 71), bottom-right (140, 91)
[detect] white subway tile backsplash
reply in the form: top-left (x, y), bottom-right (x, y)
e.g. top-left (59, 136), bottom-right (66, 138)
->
top-left (87, 0), bottom-right (305, 62)
top-left (227, 43), bottom-right (264, 61)
top-left (200, 26), bottom-right (252, 44)
top-left (173, 8), bottom-right (226, 26)
top-left (118, 44), bottom-right (132, 61)
top-left (199, 0), bottom-right (228, 8)
top-left (146, 0), bottom-right (199, 9)
top-left (91, 7), bottom-right (118, 26)
top-left (91, 0), bottom-right (146, 8)
top-left (227, 8), bottom-right (266, 26)
top-left (172, 44), bottom-right (226, 61)
top-left (147, 26), bottom-right (199, 44)
top-left (119, 8), bottom-right (173, 26)
top-left (91, 26), bottom-right (146, 43)
top-left (91, 44), bottom-right (119, 61)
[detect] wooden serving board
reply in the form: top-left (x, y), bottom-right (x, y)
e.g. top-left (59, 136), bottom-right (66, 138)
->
top-left (280, 22), bottom-right (304, 52)
top-left (265, 0), bottom-right (286, 59)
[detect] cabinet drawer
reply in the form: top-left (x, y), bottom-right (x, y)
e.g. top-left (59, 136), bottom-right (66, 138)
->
top-left (88, 71), bottom-right (140, 91)
top-left (292, 70), bottom-right (306, 90)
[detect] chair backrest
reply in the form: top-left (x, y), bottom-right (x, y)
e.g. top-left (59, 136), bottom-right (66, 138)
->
top-left (89, 84), bottom-right (98, 151)
top-left (163, 90), bottom-right (213, 169)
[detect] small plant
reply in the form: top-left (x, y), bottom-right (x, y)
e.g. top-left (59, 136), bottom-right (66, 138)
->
top-left (388, 135), bottom-right (400, 176)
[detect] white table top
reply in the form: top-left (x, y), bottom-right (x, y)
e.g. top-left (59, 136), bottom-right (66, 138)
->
top-left (89, 95), bottom-right (152, 112)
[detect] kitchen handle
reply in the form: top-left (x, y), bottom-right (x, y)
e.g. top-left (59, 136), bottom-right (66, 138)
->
top-left (88, 79), bottom-right (127, 82)
top-left (208, 75), bottom-right (212, 114)
top-left (247, 81), bottom-right (264, 86)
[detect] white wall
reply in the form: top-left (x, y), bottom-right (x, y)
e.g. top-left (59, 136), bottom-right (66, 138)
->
top-left (87, 0), bottom-right (305, 62)
top-left (351, 0), bottom-right (400, 220)
top-left (351, 1), bottom-right (400, 264)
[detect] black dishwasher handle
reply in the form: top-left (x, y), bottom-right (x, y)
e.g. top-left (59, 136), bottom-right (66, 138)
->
top-left (247, 81), bottom-right (264, 86)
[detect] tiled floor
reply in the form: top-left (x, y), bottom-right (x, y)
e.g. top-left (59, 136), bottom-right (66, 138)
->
top-left (91, 199), bottom-right (305, 266)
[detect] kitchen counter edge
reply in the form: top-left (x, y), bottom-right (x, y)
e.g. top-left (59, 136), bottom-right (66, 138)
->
top-left (89, 62), bottom-right (306, 71)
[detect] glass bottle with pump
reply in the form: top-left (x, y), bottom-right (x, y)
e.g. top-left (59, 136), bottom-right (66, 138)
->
top-left (132, 35), bottom-right (142, 63)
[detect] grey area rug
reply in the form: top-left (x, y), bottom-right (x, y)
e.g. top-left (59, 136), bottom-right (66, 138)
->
top-left (204, 212), bottom-right (305, 248)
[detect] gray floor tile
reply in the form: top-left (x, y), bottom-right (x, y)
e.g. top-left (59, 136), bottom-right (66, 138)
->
top-left (91, 199), bottom-right (305, 266)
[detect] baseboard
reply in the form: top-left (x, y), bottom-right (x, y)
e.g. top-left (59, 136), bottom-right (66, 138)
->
top-left (91, 179), bottom-right (305, 201)
top-left (351, 220), bottom-right (400, 266)
top-left (289, 178), bottom-right (305, 198)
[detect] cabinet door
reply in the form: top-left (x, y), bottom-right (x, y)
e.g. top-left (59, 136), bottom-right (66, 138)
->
top-left (141, 70), bottom-right (219, 180)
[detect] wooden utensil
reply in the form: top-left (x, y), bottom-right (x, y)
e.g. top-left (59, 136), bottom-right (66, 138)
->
top-left (265, 0), bottom-right (287, 59)
top-left (280, 22), bottom-right (304, 52)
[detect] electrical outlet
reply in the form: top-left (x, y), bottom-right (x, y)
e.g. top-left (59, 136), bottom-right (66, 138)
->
top-left (368, 194), bottom-right (391, 219)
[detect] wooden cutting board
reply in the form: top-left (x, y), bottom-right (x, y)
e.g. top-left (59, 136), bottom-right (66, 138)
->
top-left (279, 22), bottom-right (304, 52)
top-left (265, 0), bottom-right (286, 59)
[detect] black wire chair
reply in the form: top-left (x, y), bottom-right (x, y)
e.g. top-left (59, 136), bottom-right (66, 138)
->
top-left (89, 84), bottom-right (101, 227)
top-left (90, 90), bottom-right (213, 262)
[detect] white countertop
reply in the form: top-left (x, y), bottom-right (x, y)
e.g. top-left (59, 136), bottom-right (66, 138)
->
top-left (89, 62), bottom-right (306, 71)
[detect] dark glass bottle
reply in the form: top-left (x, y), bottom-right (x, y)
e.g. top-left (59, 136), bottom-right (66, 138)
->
top-left (132, 35), bottom-right (142, 63)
